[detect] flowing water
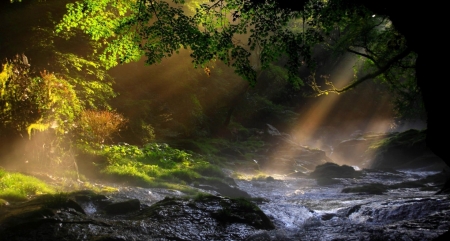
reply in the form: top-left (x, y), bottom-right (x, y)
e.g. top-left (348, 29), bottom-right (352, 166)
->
top-left (236, 170), bottom-right (450, 240)
top-left (98, 169), bottom-right (450, 240)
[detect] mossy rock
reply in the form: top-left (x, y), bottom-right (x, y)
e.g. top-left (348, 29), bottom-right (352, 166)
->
top-left (369, 129), bottom-right (446, 170)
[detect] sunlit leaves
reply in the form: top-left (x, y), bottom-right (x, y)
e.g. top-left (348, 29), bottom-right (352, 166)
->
top-left (57, 0), bottom-right (138, 40)
top-left (57, 0), bottom-right (314, 85)
top-left (0, 58), bottom-right (83, 137)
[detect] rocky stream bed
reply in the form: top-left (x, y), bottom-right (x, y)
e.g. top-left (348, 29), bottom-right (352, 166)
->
top-left (1, 168), bottom-right (449, 241)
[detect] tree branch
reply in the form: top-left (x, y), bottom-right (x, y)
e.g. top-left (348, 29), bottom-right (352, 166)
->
top-left (310, 46), bottom-right (412, 96)
top-left (346, 47), bottom-right (378, 66)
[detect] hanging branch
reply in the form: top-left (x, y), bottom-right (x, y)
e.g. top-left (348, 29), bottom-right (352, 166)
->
top-left (309, 46), bottom-right (412, 96)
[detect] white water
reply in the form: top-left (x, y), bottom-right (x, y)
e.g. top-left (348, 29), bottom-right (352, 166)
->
top-left (236, 170), bottom-right (450, 240)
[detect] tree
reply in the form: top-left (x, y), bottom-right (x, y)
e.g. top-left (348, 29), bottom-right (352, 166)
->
top-left (56, 0), bottom-right (423, 122)
top-left (0, 0), bottom-right (121, 171)
top-left (0, 0), bottom-right (118, 136)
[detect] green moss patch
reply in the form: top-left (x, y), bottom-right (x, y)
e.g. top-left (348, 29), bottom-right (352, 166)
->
top-left (78, 143), bottom-right (230, 195)
top-left (0, 168), bottom-right (55, 202)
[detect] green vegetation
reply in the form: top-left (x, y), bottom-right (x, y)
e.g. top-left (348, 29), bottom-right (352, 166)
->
top-left (365, 129), bottom-right (437, 170)
top-left (368, 129), bottom-right (426, 152)
top-left (0, 0), bottom-right (427, 199)
top-left (0, 168), bottom-right (55, 202)
top-left (77, 143), bottom-right (228, 194)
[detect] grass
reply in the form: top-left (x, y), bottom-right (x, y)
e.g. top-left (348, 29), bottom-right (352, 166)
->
top-left (0, 168), bottom-right (56, 202)
top-left (79, 143), bottom-right (231, 195)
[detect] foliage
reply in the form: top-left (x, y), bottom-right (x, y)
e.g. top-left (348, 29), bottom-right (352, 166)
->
top-left (368, 129), bottom-right (426, 152)
top-left (0, 58), bottom-right (82, 137)
top-left (78, 110), bottom-right (127, 144)
top-left (0, 1), bottom-right (121, 173)
top-left (301, 0), bottom-right (424, 119)
top-left (1, 1), bottom-right (116, 110)
top-left (56, 0), bottom-right (318, 86)
top-left (0, 168), bottom-right (55, 202)
top-left (85, 142), bottom-right (225, 193)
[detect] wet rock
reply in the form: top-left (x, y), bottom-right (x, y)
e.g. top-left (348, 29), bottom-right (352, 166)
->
top-left (315, 177), bottom-right (341, 186)
top-left (342, 183), bottom-right (388, 195)
top-left (259, 139), bottom-right (332, 174)
top-left (310, 162), bottom-right (361, 179)
top-left (333, 133), bottom-right (390, 165)
top-left (198, 178), bottom-right (251, 198)
top-left (245, 230), bottom-right (271, 241)
top-left (321, 213), bottom-right (336, 221)
top-left (91, 236), bottom-right (127, 241)
top-left (103, 199), bottom-right (140, 215)
top-left (0, 193), bottom-right (274, 241)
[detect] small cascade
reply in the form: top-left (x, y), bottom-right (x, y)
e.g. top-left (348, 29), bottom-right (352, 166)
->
top-left (237, 169), bottom-right (450, 240)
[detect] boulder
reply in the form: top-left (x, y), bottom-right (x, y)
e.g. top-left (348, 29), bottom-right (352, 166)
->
top-left (310, 162), bottom-right (360, 179)
top-left (369, 129), bottom-right (446, 171)
top-left (103, 199), bottom-right (140, 215)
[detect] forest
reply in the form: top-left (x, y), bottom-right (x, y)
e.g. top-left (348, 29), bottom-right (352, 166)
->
top-left (0, 1), bottom-right (448, 240)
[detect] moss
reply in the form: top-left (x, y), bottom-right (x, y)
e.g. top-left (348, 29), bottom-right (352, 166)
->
top-left (367, 129), bottom-right (432, 170)
top-left (0, 169), bottom-right (55, 202)
top-left (192, 163), bottom-right (225, 178)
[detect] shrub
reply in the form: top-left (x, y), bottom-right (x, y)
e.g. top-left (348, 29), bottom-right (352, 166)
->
top-left (78, 110), bottom-right (127, 144)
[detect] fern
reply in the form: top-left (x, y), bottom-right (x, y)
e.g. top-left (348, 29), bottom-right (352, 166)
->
top-left (27, 122), bottom-right (50, 139)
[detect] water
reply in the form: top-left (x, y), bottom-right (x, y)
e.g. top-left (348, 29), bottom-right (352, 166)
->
top-left (70, 170), bottom-right (449, 240)
top-left (236, 170), bottom-right (450, 240)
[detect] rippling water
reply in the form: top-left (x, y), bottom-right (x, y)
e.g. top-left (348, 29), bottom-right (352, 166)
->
top-left (236, 170), bottom-right (450, 240)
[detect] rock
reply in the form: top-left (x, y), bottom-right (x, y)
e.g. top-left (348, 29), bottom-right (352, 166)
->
top-left (198, 178), bottom-right (251, 198)
top-left (342, 183), bottom-right (388, 195)
top-left (91, 236), bottom-right (127, 241)
top-left (369, 129), bottom-right (446, 170)
top-left (262, 145), bottom-right (332, 174)
top-left (310, 162), bottom-right (361, 179)
top-left (0, 193), bottom-right (273, 241)
top-left (245, 231), bottom-right (271, 241)
top-left (321, 213), bottom-right (337, 221)
top-left (315, 177), bottom-right (341, 186)
top-left (333, 133), bottom-right (389, 166)
top-left (103, 199), bottom-right (140, 215)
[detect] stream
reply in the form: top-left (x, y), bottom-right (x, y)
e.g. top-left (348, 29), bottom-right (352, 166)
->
top-left (97, 168), bottom-right (450, 240)
top-left (236, 169), bottom-right (450, 240)
top-left (1, 168), bottom-right (449, 240)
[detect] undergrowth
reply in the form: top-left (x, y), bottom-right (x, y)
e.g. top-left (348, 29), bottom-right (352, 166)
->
top-left (78, 142), bottom-right (227, 195)
top-left (0, 168), bottom-right (55, 202)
